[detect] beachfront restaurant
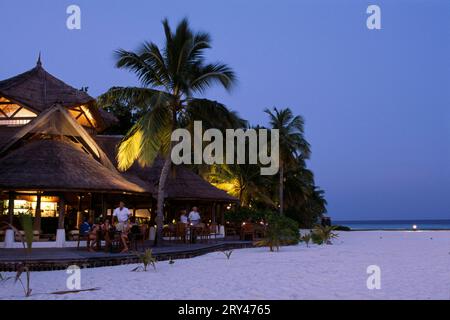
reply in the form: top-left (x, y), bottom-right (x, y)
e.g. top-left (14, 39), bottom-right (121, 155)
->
top-left (0, 59), bottom-right (237, 248)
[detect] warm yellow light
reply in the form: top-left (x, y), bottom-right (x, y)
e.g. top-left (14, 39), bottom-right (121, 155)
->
top-left (80, 105), bottom-right (97, 127)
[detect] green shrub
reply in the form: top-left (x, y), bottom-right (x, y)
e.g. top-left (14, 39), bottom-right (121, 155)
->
top-left (333, 225), bottom-right (351, 231)
top-left (224, 207), bottom-right (272, 224)
top-left (256, 214), bottom-right (299, 251)
top-left (19, 213), bottom-right (34, 252)
top-left (311, 225), bottom-right (339, 245)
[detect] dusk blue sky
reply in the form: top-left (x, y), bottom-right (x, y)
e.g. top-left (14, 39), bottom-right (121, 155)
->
top-left (0, 0), bottom-right (448, 220)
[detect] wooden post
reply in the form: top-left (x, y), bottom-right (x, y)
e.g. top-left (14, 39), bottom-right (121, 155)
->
top-left (76, 194), bottom-right (83, 228)
top-left (8, 192), bottom-right (14, 225)
top-left (33, 192), bottom-right (42, 231)
top-left (88, 193), bottom-right (94, 223)
top-left (212, 202), bottom-right (216, 224)
top-left (58, 196), bottom-right (66, 230)
top-left (219, 204), bottom-right (225, 226)
top-left (101, 194), bottom-right (106, 220)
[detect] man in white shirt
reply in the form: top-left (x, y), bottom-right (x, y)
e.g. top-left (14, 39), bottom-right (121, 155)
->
top-left (113, 201), bottom-right (131, 232)
top-left (188, 207), bottom-right (201, 225)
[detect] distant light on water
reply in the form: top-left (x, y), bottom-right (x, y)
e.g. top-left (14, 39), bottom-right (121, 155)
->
top-left (412, 224), bottom-right (418, 231)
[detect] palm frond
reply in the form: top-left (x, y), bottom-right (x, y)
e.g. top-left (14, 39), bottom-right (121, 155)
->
top-left (117, 104), bottom-right (172, 170)
top-left (114, 49), bottom-right (166, 88)
top-left (190, 63), bottom-right (236, 94)
top-left (186, 98), bottom-right (246, 130)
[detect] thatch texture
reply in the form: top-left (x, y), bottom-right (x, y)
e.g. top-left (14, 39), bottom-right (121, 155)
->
top-left (95, 135), bottom-right (238, 202)
top-left (0, 61), bottom-right (116, 131)
top-left (0, 139), bottom-right (146, 194)
top-left (0, 105), bottom-right (117, 171)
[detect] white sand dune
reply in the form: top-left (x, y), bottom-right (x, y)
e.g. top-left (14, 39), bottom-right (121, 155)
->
top-left (1, 231), bottom-right (449, 300)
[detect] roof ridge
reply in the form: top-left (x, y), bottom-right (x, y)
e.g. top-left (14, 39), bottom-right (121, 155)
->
top-left (0, 66), bottom-right (38, 91)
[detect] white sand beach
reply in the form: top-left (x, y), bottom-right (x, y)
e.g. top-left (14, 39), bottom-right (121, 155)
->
top-left (1, 231), bottom-right (449, 300)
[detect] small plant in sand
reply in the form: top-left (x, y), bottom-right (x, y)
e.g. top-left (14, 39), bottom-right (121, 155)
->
top-left (222, 250), bottom-right (234, 260)
top-left (311, 225), bottom-right (339, 245)
top-left (0, 212), bottom-right (34, 297)
top-left (255, 214), bottom-right (299, 252)
top-left (300, 233), bottom-right (312, 247)
top-left (132, 249), bottom-right (157, 272)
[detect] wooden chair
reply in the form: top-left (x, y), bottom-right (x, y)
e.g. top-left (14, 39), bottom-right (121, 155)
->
top-left (75, 231), bottom-right (90, 250)
top-left (129, 225), bottom-right (147, 251)
top-left (109, 231), bottom-right (122, 253)
top-left (175, 223), bottom-right (188, 243)
top-left (14, 230), bottom-right (40, 242)
top-left (240, 223), bottom-right (254, 241)
top-left (163, 224), bottom-right (176, 241)
top-left (196, 223), bottom-right (208, 242)
top-left (208, 223), bottom-right (221, 241)
top-left (254, 224), bottom-right (266, 239)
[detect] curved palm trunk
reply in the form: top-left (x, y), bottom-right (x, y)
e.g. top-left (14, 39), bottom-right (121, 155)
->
top-left (279, 164), bottom-right (284, 215)
top-left (155, 157), bottom-right (172, 246)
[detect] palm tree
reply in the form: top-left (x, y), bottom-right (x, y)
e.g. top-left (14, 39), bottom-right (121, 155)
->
top-left (207, 163), bottom-right (274, 207)
top-left (98, 18), bottom-right (239, 245)
top-left (264, 107), bottom-right (311, 215)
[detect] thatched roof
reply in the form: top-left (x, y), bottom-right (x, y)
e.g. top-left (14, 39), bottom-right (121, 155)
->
top-left (95, 135), bottom-right (238, 202)
top-left (0, 127), bottom-right (20, 150)
top-left (0, 139), bottom-right (147, 194)
top-left (0, 106), bottom-right (147, 195)
top-left (0, 59), bottom-right (114, 131)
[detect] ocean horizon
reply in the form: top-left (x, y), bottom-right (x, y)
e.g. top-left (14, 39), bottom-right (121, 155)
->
top-left (334, 219), bottom-right (450, 230)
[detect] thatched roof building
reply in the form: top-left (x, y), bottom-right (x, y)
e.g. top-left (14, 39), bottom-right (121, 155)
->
top-left (95, 136), bottom-right (237, 202)
top-left (0, 59), bottom-right (237, 234)
top-left (0, 57), bottom-right (115, 132)
top-left (0, 106), bottom-right (147, 195)
top-left (0, 139), bottom-right (146, 194)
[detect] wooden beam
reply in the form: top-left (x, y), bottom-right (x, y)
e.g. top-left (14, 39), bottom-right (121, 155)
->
top-left (33, 193), bottom-right (42, 231)
top-left (0, 108), bottom-right (8, 118)
top-left (57, 196), bottom-right (66, 230)
top-left (8, 192), bottom-right (15, 225)
top-left (10, 106), bottom-right (23, 118)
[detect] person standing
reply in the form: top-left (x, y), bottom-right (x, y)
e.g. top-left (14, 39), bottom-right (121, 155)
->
top-left (113, 201), bottom-right (131, 232)
top-left (188, 207), bottom-right (201, 225)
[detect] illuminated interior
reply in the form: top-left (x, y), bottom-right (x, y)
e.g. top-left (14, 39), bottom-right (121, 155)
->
top-left (69, 105), bottom-right (97, 129)
top-left (2, 196), bottom-right (59, 217)
top-left (0, 97), bottom-right (37, 126)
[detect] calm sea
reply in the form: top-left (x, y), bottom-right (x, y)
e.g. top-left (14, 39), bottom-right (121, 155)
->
top-left (334, 219), bottom-right (450, 230)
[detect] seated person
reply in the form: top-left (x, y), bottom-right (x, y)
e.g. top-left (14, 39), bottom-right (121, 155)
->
top-left (101, 219), bottom-right (114, 252)
top-left (102, 219), bottom-right (113, 232)
top-left (79, 217), bottom-right (91, 236)
top-left (87, 222), bottom-right (100, 252)
top-left (180, 210), bottom-right (188, 224)
top-left (119, 218), bottom-right (135, 253)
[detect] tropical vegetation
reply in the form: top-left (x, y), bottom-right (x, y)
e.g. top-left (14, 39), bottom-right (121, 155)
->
top-left (98, 18), bottom-right (243, 245)
top-left (97, 17), bottom-right (328, 241)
